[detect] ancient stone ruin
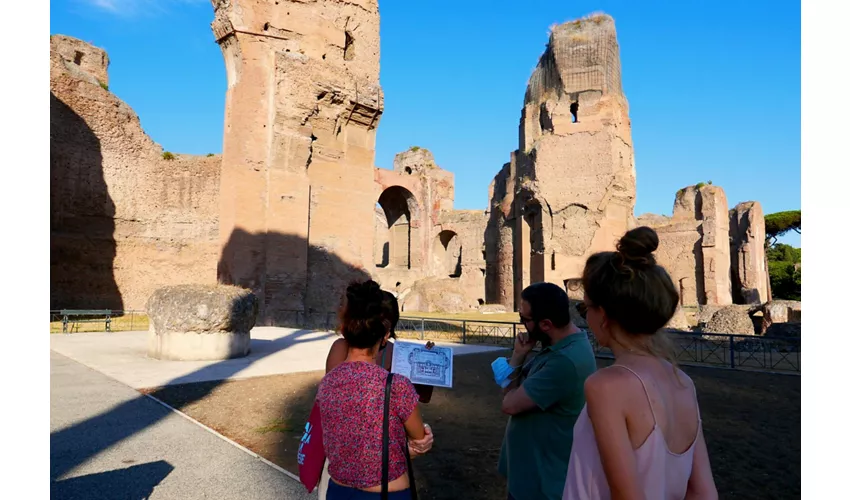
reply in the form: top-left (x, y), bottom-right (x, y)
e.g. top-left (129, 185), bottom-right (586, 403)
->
top-left (146, 284), bottom-right (258, 360)
top-left (50, 6), bottom-right (776, 330)
top-left (485, 15), bottom-right (636, 310)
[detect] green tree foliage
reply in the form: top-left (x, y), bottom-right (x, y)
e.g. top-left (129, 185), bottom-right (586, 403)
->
top-left (766, 243), bottom-right (801, 300)
top-left (765, 210), bottom-right (801, 245)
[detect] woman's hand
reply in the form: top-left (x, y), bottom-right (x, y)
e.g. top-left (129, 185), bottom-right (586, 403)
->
top-left (409, 423), bottom-right (433, 457)
top-left (425, 341), bottom-right (435, 349)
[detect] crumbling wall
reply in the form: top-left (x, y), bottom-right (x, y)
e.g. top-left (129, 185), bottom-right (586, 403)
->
top-left (729, 201), bottom-right (770, 304)
top-left (640, 184), bottom-right (733, 307)
top-left (50, 35), bottom-right (219, 310)
top-left (212, 0), bottom-right (383, 323)
top-left (486, 14), bottom-right (635, 309)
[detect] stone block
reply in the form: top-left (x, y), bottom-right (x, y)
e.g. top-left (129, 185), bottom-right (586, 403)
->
top-left (146, 284), bottom-right (258, 361)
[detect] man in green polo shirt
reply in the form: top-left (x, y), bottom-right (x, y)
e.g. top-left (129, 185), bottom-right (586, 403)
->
top-left (497, 282), bottom-right (596, 500)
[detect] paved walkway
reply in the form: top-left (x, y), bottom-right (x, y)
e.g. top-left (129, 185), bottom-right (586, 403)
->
top-left (51, 350), bottom-right (314, 499)
top-left (50, 327), bottom-right (506, 389)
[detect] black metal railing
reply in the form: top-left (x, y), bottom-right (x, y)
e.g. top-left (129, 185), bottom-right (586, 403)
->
top-left (49, 308), bottom-right (799, 374)
top-left (395, 316), bottom-right (800, 374)
top-left (49, 310), bottom-right (149, 334)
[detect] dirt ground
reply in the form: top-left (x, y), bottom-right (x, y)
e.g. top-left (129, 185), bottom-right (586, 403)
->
top-left (150, 352), bottom-right (800, 500)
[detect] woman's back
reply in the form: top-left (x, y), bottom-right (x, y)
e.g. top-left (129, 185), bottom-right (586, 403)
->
top-left (564, 359), bottom-right (702, 499)
top-left (317, 361), bottom-right (419, 489)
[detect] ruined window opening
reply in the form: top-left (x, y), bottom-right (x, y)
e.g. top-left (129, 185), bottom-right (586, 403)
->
top-left (396, 282), bottom-right (401, 287)
top-left (404, 167), bottom-right (412, 175)
top-left (437, 230), bottom-right (462, 278)
top-left (344, 31), bottom-right (355, 61)
top-left (378, 186), bottom-right (417, 269)
top-left (73, 51), bottom-right (83, 65)
top-left (551, 253), bottom-right (556, 270)
top-left (478, 299), bottom-right (484, 306)
top-left (263, 22), bottom-right (270, 31)
top-left (570, 101), bottom-right (579, 123)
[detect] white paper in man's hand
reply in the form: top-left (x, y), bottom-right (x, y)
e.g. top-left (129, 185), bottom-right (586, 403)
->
top-left (391, 340), bottom-right (453, 388)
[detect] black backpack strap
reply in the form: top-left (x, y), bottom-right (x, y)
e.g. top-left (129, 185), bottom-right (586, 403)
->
top-left (382, 372), bottom-right (393, 500)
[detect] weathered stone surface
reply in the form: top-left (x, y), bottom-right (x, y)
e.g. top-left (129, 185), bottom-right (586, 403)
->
top-left (702, 305), bottom-right (756, 335)
top-left (51, 36), bottom-right (220, 310)
top-left (761, 300), bottom-right (802, 334)
top-left (485, 13), bottom-right (635, 310)
top-left (146, 284), bottom-right (258, 360)
top-left (400, 278), bottom-right (477, 313)
top-left (664, 307), bottom-right (690, 331)
top-left (642, 184), bottom-right (733, 308)
top-left (730, 201), bottom-right (770, 304)
top-left (213, 0), bottom-right (384, 323)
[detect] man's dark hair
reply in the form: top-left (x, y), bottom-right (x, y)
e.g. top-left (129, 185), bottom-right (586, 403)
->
top-left (520, 282), bottom-right (571, 328)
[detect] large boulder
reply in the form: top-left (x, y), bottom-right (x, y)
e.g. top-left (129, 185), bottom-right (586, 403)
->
top-left (146, 284), bottom-right (258, 361)
top-left (761, 300), bottom-right (802, 334)
top-left (702, 305), bottom-right (756, 335)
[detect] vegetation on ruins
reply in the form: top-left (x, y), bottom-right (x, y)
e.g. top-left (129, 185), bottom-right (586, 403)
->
top-left (764, 209), bottom-right (801, 300)
top-left (206, 153), bottom-right (215, 157)
top-left (765, 210), bottom-right (801, 246)
top-left (162, 151), bottom-right (175, 160)
top-left (98, 80), bottom-right (108, 91)
top-left (766, 243), bottom-right (801, 301)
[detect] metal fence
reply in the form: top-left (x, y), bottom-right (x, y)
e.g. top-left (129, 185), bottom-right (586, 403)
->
top-left (49, 308), bottom-right (800, 374)
top-left (49, 310), bottom-right (149, 334)
top-left (395, 316), bottom-right (801, 374)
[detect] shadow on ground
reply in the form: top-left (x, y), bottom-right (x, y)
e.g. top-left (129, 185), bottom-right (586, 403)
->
top-left (154, 351), bottom-right (801, 500)
top-left (50, 328), bottom-right (331, 483)
top-left (51, 460), bottom-right (174, 500)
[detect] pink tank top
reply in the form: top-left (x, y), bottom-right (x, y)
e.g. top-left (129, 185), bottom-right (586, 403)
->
top-left (562, 365), bottom-right (701, 500)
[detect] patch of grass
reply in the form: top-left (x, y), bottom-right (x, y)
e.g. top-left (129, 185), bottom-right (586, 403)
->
top-left (162, 151), bottom-right (176, 161)
top-left (410, 146), bottom-right (421, 152)
top-left (206, 153), bottom-right (215, 157)
top-left (401, 311), bottom-right (519, 323)
top-left (98, 80), bottom-right (109, 91)
top-left (254, 418), bottom-right (294, 435)
top-left (49, 312), bottom-right (150, 334)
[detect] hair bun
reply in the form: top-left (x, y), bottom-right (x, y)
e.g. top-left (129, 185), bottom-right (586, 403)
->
top-left (616, 226), bottom-right (659, 268)
top-left (345, 280), bottom-right (384, 318)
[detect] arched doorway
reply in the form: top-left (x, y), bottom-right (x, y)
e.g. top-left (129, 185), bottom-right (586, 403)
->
top-left (434, 230), bottom-right (462, 278)
top-left (376, 186), bottom-right (419, 269)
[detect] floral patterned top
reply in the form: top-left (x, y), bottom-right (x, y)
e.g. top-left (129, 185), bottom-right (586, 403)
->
top-left (317, 361), bottom-right (419, 488)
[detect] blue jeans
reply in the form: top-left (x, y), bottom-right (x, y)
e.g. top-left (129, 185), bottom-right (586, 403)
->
top-left (327, 480), bottom-right (412, 500)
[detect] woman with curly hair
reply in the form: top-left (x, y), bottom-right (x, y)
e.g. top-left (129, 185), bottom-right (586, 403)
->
top-left (563, 227), bottom-right (718, 500)
top-left (317, 280), bottom-right (431, 499)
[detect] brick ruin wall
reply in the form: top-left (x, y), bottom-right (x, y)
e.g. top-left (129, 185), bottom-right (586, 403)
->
top-left (485, 14), bottom-right (636, 310)
top-left (51, 9), bottom-right (772, 317)
top-left (50, 35), bottom-right (220, 311)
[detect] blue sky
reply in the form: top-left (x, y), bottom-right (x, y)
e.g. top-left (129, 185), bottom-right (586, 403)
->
top-left (50, 0), bottom-right (800, 246)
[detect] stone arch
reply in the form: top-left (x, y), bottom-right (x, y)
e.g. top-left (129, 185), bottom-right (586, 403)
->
top-left (434, 230), bottom-right (462, 278)
top-left (377, 186), bottom-right (420, 269)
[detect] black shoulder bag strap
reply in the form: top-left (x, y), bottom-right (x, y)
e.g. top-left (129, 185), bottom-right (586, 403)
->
top-left (382, 373), bottom-right (418, 500)
top-left (382, 372), bottom-right (393, 500)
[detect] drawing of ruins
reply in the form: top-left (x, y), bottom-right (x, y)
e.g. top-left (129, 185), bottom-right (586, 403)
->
top-left (408, 348), bottom-right (450, 387)
top-left (50, 3), bottom-right (774, 327)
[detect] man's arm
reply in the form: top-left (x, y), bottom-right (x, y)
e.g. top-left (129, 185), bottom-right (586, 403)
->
top-left (501, 331), bottom-right (535, 395)
top-left (502, 355), bottom-right (577, 416)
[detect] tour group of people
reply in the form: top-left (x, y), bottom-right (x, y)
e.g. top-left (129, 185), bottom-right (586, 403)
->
top-left (312, 226), bottom-right (719, 500)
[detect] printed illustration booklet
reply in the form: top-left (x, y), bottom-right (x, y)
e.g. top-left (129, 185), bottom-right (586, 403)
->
top-left (391, 340), bottom-right (454, 388)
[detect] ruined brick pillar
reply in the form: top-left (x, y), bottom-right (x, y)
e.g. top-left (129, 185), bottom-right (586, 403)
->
top-left (730, 201), bottom-right (770, 304)
top-left (486, 14), bottom-right (636, 309)
top-left (212, 0), bottom-right (382, 323)
top-left (699, 186), bottom-right (733, 306)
